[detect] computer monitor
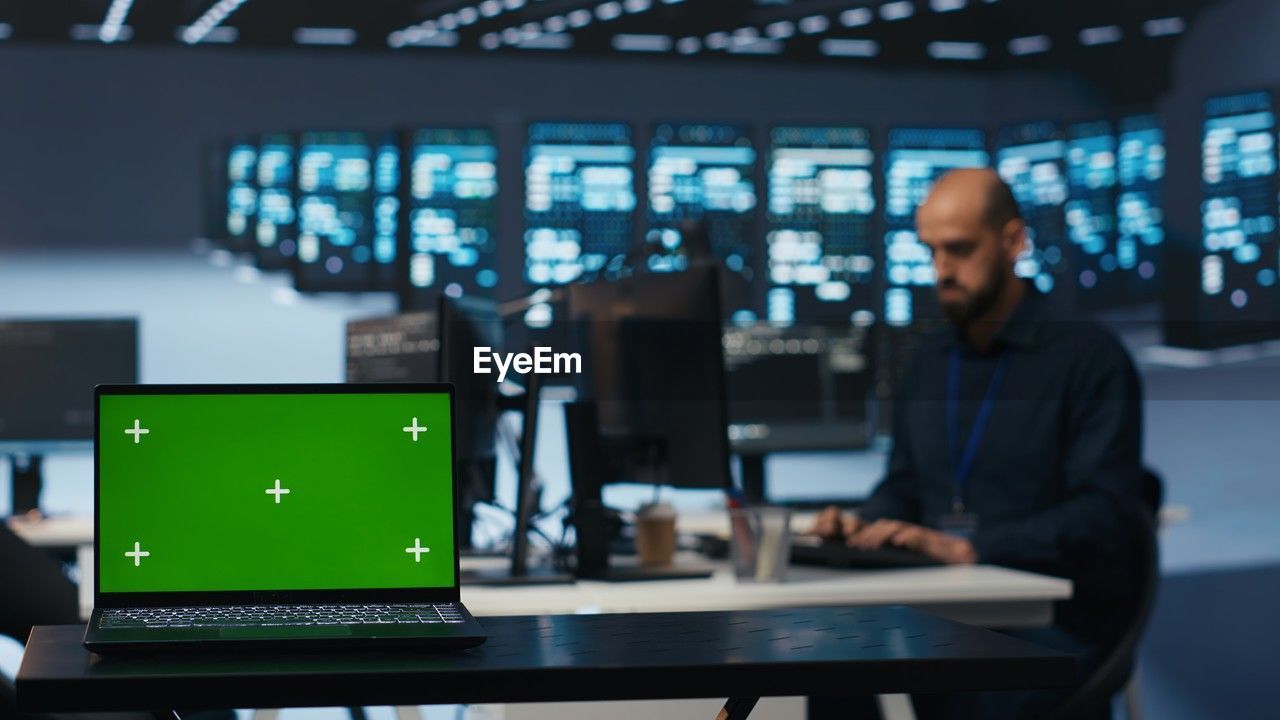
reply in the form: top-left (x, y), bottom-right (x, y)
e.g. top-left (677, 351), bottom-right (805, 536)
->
top-left (724, 321), bottom-right (877, 502)
top-left (438, 296), bottom-right (571, 585)
top-left (225, 139), bottom-right (258, 254)
top-left (1065, 120), bottom-right (1121, 307)
top-left (995, 121), bottom-right (1071, 303)
top-left (254, 132), bottom-right (297, 271)
top-left (400, 128), bottom-right (500, 312)
top-left (725, 322), bottom-right (876, 435)
top-left (345, 311), bottom-right (440, 384)
top-left (1168, 91), bottom-right (1280, 348)
top-left (1116, 113), bottom-right (1165, 303)
top-left (882, 127), bottom-right (989, 327)
top-left (566, 267), bottom-right (731, 491)
top-left (294, 130), bottom-right (379, 293)
top-left (645, 123), bottom-right (758, 320)
top-left (524, 122), bottom-right (637, 293)
top-left (0, 318), bottom-right (138, 514)
top-left (765, 126), bottom-right (877, 326)
top-left (564, 267), bottom-right (728, 580)
top-left (438, 296), bottom-right (501, 469)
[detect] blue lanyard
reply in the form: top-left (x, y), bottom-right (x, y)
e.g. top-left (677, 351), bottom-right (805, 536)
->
top-left (946, 348), bottom-right (1009, 514)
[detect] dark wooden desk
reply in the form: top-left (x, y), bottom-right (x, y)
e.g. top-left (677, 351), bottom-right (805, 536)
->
top-left (18, 606), bottom-right (1073, 718)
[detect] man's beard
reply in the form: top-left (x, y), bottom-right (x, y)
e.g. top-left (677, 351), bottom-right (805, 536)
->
top-left (939, 267), bottom-right (1005, 326)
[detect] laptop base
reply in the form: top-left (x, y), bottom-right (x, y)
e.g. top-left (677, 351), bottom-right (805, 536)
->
top-left (84, 609), bottom-right (488, 654)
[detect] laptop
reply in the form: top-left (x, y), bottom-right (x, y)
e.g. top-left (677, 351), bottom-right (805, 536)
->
top-left (84, 383), bottom-right (487, 652)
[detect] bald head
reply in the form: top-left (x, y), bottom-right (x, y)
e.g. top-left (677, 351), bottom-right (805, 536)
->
top-left (915, 168), bottom-right (1026, 326)
top-left (920, 168), bottom-right (1021, 234)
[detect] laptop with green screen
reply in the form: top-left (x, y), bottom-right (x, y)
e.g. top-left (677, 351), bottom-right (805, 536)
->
top-left (84, 384), bottom-right (486, 652)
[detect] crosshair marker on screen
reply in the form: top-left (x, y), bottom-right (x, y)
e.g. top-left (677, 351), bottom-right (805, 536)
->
top-left (405, 538), bottom-right (430, 562)
top-left (125, 419), bottom-right (150, 444)
top-left (266, 478), bottom-right (291, 504)
top-left (125, 541), bottom-right (150, 567)
top-left (403, 417), bottom-right (427, 441)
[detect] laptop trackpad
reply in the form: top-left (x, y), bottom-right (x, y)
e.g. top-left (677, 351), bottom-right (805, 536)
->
top-left (219, 626), bottom-right (354, 639)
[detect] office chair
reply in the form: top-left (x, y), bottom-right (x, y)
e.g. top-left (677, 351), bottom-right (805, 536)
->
top-left (0, 523), bottom-right (80, 644)
top-left (1042, 468), bottom-right (1163, 720)
top-left (1, 523), bottom-right (140, 720)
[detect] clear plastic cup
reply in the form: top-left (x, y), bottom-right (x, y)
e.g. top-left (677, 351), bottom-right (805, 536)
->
top-left (727, 506), bottom-right (792, 582)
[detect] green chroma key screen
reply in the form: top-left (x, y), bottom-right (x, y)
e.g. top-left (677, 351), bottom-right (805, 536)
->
top-left (98, 391), bottom-right (456, 593)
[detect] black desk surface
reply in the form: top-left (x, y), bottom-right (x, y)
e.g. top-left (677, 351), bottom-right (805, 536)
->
top-left (19, 606), bottom-right (1073, 713)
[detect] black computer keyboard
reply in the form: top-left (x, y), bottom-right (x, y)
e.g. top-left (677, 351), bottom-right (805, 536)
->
top-left (98, 603), bottom-right (465, 629)
top-left (790, 536), bottom-right (941, 569)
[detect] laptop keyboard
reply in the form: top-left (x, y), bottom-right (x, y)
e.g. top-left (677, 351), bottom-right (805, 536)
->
top-left (98, 603), bottom-right (466, 629)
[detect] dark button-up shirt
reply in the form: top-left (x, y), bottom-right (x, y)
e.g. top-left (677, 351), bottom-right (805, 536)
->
top-left (862, 285), bottom-right (1145, 643)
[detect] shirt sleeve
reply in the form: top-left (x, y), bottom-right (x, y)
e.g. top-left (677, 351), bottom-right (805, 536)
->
top-left (859, 372), bottom-right (924, 524)
top-left (971, 333), bottom-right (1143, 591)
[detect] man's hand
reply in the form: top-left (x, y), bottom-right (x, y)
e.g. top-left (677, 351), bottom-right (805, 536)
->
top-left (808, 505), bottom-right (862, 541)
top-left (847, 519), bottom-right (978, 565)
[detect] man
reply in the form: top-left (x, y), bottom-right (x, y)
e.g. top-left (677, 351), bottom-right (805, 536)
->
top-left (812, 168), bottom-right (1148, 719)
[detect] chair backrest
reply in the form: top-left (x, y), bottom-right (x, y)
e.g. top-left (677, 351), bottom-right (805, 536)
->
top-left (1044, 467), bottom-right (1163, 720)
top-left (0, 524), bottom-right (80, 644)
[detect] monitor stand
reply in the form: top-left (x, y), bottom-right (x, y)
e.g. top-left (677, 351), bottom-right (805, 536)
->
top-left (9, 454), bottom-right (43, 517)
top-left (739, 453), bottom-right (767, 504)
top-left (461, 371), bottom-right (574, 587)
top-left (564, 401), bottom-right (714, 583)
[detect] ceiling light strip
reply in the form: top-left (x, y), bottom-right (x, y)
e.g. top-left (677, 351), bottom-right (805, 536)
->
top-left (99, 0), bottom-right (135, 43)
top-left (183, 0), bottom-right (251, 45)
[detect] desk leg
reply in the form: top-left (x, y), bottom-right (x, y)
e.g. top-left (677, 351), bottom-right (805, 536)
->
top-left (716, 697), bottom-right (759, 720)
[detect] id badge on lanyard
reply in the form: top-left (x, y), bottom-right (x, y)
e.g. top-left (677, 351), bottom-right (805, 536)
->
top-left (944, 348), bottom-right (1009, 539)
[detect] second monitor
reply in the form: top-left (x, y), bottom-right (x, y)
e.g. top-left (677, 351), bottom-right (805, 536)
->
top-left (564, 266), bottom-right (728, 580)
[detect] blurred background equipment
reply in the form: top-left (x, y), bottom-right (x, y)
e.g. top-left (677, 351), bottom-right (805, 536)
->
top-left (0, 319), bottom-right (138, 515)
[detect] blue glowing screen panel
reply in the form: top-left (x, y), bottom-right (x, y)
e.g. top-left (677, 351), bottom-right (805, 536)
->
top-left (882, 128), bottom-right (989, 326)
top-left (402, 128), bottom-right (499, 311)
top-left (294, 131), bottom-right (378, 293)
top-left (1200, 92), bottom-right (1279, 328)
top-left (1065, 121), bottom-right (1120, 304)
top-left (524, 122), bottom-right (636, 287)
top-left (225, 141), bottom-right (258, 253)
top-left (1117, 114), bottom-right (1165, 301)
top-left (766, 126), bottom-right (877, 326)
top-left (371, 131), bottom-right (401, 292)
top-left (253, 133), bottom-right (296, 271)
top-left (995, 122), bottom-right (1070, 300)
top-left (647, 123), bottom-right (758, 318)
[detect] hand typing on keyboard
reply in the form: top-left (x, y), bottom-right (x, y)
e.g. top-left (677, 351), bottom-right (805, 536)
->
top-left (807, 506), bottom-right (863, 541)
top-left (807, 506), bottom-right (976, 565)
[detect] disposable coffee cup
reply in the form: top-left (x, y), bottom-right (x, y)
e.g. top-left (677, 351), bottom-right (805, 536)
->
top-left (635, 502), bottom-right (678, 567)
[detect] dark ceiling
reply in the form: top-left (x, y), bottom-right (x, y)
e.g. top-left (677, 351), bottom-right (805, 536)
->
top-left (0, 0), bottom-right (1221, 102)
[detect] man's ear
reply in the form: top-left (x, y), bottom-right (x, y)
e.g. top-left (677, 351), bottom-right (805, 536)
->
top-left (1002, 218), bottom-right (1028, 259)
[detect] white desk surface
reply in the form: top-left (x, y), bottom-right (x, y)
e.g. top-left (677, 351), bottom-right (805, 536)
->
top-left (460, 555), bottom-right (1071, 629)
top-left (6, 515), bottom-right (94, 548)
